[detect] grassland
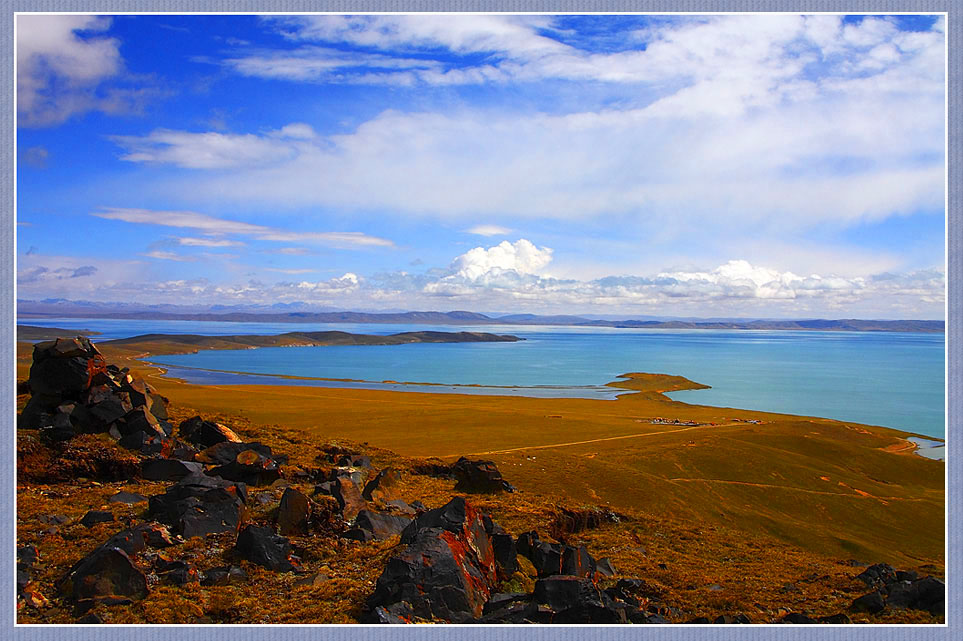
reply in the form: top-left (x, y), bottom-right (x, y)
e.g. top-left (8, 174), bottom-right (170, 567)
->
top-left (14, 335), bottom-right (945, 624)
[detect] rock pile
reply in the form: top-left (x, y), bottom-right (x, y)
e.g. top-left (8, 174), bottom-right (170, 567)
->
top-left (850, 563), bottom-right (944, 616)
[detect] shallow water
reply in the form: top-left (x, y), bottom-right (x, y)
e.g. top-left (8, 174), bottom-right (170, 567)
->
top-left (22, 317), bottom-right (946, 441)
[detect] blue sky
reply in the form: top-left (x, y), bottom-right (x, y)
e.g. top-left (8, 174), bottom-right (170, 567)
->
top-left (16, 13), bottom-right (946, 318)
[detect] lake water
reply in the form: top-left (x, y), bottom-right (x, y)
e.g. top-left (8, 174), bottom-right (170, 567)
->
top-left (21, 317), bottom-right (946, 441)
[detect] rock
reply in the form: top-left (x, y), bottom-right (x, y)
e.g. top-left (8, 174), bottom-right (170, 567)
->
top-left (207, 448), bottom-right (282, 486)
top-left (275, 487), bottom-right (312, 536)
top-left (491, 532), bottom-right (518, 579)
top-left (28, 337), bottom-right (101, 398)
top-left (156, 559), bottom-right (201, 585)
top-left (329, 466), bottom-right (366, 486)
top-left (142, 458), bottom-right (204, 481)
top-left (779, 612), bottom-right (817, 623)
top-left (366, 497), bottom-right (499, 622)
top-left (913, 576), bottom-right (944, 615)
top-left (533, 576), bottom-right (622, 623)
top-left (896, 570), bottom-right (919, 582)
top-left (855, 563), bottom-right (897, 588)
top-left (80, 510), bottom-right (115, 528)
top-left (714, 614), bottom-right (752, 624)
top-left (195, 441), bottom-right (276, 465)
top-left (332, 476), bottom-right (366, 521)
top-left (99, 523), bottom-right (176, 556)
top-left (313, 481), bottom-right (336, 496)
top-left (688, 616), bottom-right (712, 624)
top-left (108, 491), bottom-right (148, 505)
top-left (851, 590), bottom-right (886, 614)
top-left (178, 416), bottom-right (243, 448)
top-left (595, 557), bottom-right (617, 577)
top-left (817, 613), bottom-right (853, 624)
top-left (76, 613), bottom-right (104, 624)
top-left (116, 406), bottom-right (171, 440)
top-left (148, 472), bottom-right (247, 538)
top-left (235, 525), bottom-right (298, 572)
top-left (147, 393), bottom-right (170, 421)
top-left (351, 509), bottom-right (412, 540)
top-left (385, 499), bottom-right (417, 515)
top-left (58, 547), bottom-right (148, 602)
top-left (200, 565), bottom-right (248, 586)
top-left (524, 539), bottom-right (596, 578)
top-left (88, 396), bottom-right (132, 428)
top-left (451, 457), bottom-right (515, 493)
top-left (294, 572), bottom-right (330, 588)
top-left (361, 467), bottom-right (402, 502)
top-left (336, 454), bottom-right (371, 468)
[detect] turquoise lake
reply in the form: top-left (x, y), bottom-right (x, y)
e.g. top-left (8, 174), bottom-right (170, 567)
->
top-left (21, 318), bottom-right (946, 440)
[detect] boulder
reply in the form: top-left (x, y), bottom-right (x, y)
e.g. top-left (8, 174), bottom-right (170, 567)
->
top-left (194, 441), bottom-right (275, 465)
top-left (913, 576), bottom-right (944, 615)
top-left (142, 458), bottom-right (204, 482)
top-left (361, 468), bottom-right (401, 502)
top-left (817, 613), bottom-right (853, 624)
top-left (148, 472), bottom-right (247, 538)
top-left (235, 525), bottom-right (299, 572)
top-left (491, 532), bottom-right (518, 579)
top-left (851, 590), bottom-right (886, 614)
top-left (28, 337), bottom-right (101, 398)
top-left (79, 510), bottom-right (115, 528)
top-left (518, 535), bottom-right (596, 579)
top-left (155, 559), bottom-right (201, 585)
top-left (714, 614), bottom-right (752, 624)
top-left (778, 612), bottom-right (817, 623)
top-left (348, 509), bottom-right (412, 540)
top-left (332, 476), bottom-right (366, 521)
top-left (855, 563), bottom-right (897, 588)
top-left (178, 416), bottom-right (243, 448)
top-left (532, 576), bottom-right (621, 623)
top-left (275, 487), bottom-right (311, 536)
top-left (366, 497), bottom-right (499, 622)
top-left (451, 457), bottom-right (515, 493)
top-left (58, 547), bottom-right (148, 603)
top-left (207, 448), bottom-right (282, 486)
top-left (201, 565), bottom-right (248, 586)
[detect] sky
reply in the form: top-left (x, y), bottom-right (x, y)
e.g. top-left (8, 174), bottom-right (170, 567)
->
top-left (15, 13), bottom-right (946, 319)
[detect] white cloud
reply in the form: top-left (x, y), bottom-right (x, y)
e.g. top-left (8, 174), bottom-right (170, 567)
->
top-left (110, 128), bottom-right (305, 169)
top-left (466, 225), bottom-right (511, 237)
top-left (178, 237), bottom-right (245, 247)
top-left (93, 207), bottom-right (394, 248)
top-left (451, 239), bottom-right (553, 280)
top-left (16, 15), bottom-right (156, 126)
top-left (143, 250), bottom-right (196, 262)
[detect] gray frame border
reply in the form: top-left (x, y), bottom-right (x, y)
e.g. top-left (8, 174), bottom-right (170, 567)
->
top-left (2, 1), bottom-right (956, 640)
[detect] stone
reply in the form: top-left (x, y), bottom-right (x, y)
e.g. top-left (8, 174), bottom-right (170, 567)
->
top-left (595, 557), bottom-right (617, 577)
top-left (367, 497), bottom-right (499, 622)
top-left (80, 510), bottom-right (115, 528)
top-left (235, 525), bottom-right (298, 572)
top-left (855, 563), bottom-right (897, 588)
top-left (491, 532), bottom-right (518, 579)
top-left (524, 539), bottom-right (596, 578)
top-left (117, 406), bottom-right (170, 439)
top-left (817, 613), bottom-right (853, 624)
top-left (779, 612), bottom-right (817, 623)
top-left (178, 416), bottom-right (243, 448)
top-left (201, 565), bottom-right (248, 586)
top-left (148, 472), bottom-right (247, 538)
top-left (532, 576), bottom-right (610, 619)
top-left (207, 448), bottom-right (282, 486)
top-left (58, 547), bottom-right (148, 602)
top-left (714, 614), bottom-right (752, 624)
top-left (352, 509), bottom-right (412, 540)
top-left (451, 457), bottom-right (515, 493)
top-left (141, 458), bottom-right (204, 482)
top-left (361, 468), bottom-right (401, 501)
top-left (851, 590), bottom-right (886, 614)
top-left (195, 441), bottom-right (275, 465)
top-left (914, 576), bottom-right (944, 615)
top-left (275, 487), bottom-right (312, 536)
top-left (28, 337), bottom-right (101, 398)
top-left (385, 499), bottom-right (417, 515)
top-left (332, 476), bottom-right (366, 521)
top-left (156, 559), bottom-right (201, 585)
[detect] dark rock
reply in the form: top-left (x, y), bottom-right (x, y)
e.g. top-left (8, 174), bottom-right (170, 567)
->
top-left (313, 481), bottom-right (336, 496)
top-left (714, 614), bottom-right (752, 624)
top-left (451, 457), bottom-right (515, 493)
top-left (779, 612), bottom-right (817, 623)
top-left (148, 472), bottom-right (247, 538)
top-left (80, 510), bottom-right (115, 528)
top-left (914, 576), bottom-right (944, 615)
top-left (235, 525), bottom-right (298, 572)
top-left (362, 467), bottom-right (401, 502)
top-left (817, 613), bottom-right (853, 624)
top-left (688, 616), bottom-right (712, 624)
top-left (595, 557), bottom-right (616, 577)
top-left (409, 500), bottom-right (426, 511)
top-left (195, 441), bottom-right (275, 465)
top-left (491, 532), bottom-right (518, 579)
top-left (855, 563), bottom-right (897, 588)
top-left (207, 448), bottom-right (281, 486)
top-left (147, 393), bottom-right (170, 421)
top-left (108, 491), bottom-right (148, 505)
top-left (117, 406), bottom-right (169, 439)
top-left (89, 397), bottom-right (132, 428)
top-left (28, 337), bottom-right (101, 398)
top-left (200, 565), bottom-right (248, 586)
top-left (352, 509), bottom-right (412, 540)
top-left (896, 569), bottom-right (919, 582)
top-left (178, 416), bottom-right (243, 448)
top-left (99, 523), bottom-right (175, 556)
top-left (483, 592), bottom-right (531, 615)
top-left (851, 590), bottom-right (886, 614)
top-left (515, 530), bottom-right (540, 558)
top-left (157, 560), bottom-right (201, 585)
top-left (550, 506), bottom-right (624, 537)
top-left (343, 528), bottom-right (374, 542)
top-left (367, 497), bottom-right (499, 622)
top-left (58, 547), bottom-right (148, 602)
top-left (275, 487), bottom-right (312, 536)
top-left (336, 454), bottom-right (371, 468)
top-left (76, 613), bottom-right (104, 624)
top-left (525, 540), bottom-right (596, 578)
top-left (142, 458), bottom-right (204, 482)
top-left (332, 476), bottom-right (366, 520)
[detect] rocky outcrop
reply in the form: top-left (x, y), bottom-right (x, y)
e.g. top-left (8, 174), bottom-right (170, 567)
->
top-left (850, 563), bottom-right (944, 616)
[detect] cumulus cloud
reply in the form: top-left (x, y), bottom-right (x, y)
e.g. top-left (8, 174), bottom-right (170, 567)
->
top-left (452, 239), bottom-right (553, 279)
top-left (94, 207), bottom-right (393, 248)
top-left (17, 15), bottom-right (158, 126)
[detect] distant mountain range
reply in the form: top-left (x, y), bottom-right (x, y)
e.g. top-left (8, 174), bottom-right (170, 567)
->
top-left (16, 300), bottom-right (944, 333)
